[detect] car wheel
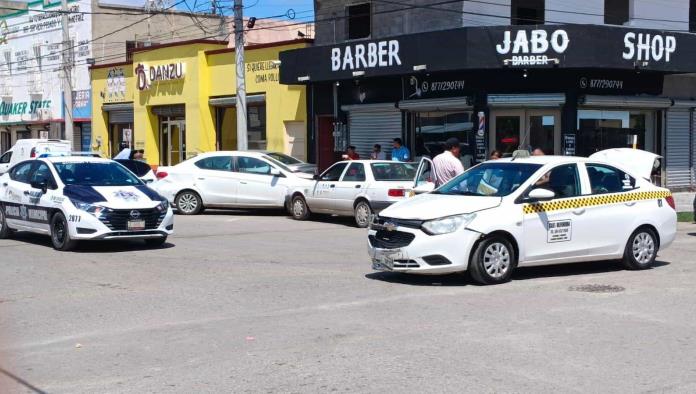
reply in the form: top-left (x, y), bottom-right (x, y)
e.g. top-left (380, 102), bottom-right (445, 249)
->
top-left (50, 212), bottom-right (77, 251)
top-left (354, 200), bottom-right (372, 228)
top-left (468, 236), bottom-right (517, 285)
top-left (175, 191), bottom-right (202, 215)
top-left (291, 195), bottom-right (310, 220)
top-left (0, 206), bottom-right (13, 239)
top-left (145, 237), bottom-right (167, 248)
top-left (622, 227), bottom-right (658, 270)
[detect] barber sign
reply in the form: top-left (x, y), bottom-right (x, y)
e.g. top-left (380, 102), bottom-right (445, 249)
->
top-left (496, 29), bottom-right (569, 66)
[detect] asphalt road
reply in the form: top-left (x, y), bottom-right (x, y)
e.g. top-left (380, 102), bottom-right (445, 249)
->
top-left (1, 212), bottom-right (696, 393)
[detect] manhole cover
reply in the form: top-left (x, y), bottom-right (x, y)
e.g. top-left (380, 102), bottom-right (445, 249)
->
top-left (568, 284), bottom-right (625, 293)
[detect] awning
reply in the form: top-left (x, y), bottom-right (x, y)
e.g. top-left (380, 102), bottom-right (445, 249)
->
top-left (579, 95), bottom-right (673, 108)
top-left (672, 100), bottom-right (696, 108)
top-left (209, 94), bottom-right (266, 107)
top-left (398, 97), bottom-right (472, 112)
top-left (487, 94), bottom-right (565, 108)
top-left (102, 103), bottom-right (134, 112)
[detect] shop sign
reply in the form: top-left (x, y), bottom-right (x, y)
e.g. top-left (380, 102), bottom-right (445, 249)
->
top-left (104, 67), bottom-right (127, 102)
top-left (623, 32), bottom-right (676, 63)
top-left (136, 62), bottom-right (185, 91)
top-left (0, 100), bottom-right (51, 116)
top-left (496, 29), bottom-right (569, 66)
top-left (563, 134), bottom-right (576, 156)
top-left (406, 74), bottom-right (469, 100)
top-left (331, 40), bottom-right (402, 71)
top-left (246, 60), bottom-right (279, 83)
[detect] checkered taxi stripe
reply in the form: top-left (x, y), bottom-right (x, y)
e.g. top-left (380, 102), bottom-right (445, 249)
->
top-left (523, 190), bottom-right (672, 214)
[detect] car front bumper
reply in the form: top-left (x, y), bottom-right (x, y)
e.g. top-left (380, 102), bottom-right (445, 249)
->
top-left (68, 208), bottom-right (174, 240)
top-left (367, 224), bottom-right (482, 274)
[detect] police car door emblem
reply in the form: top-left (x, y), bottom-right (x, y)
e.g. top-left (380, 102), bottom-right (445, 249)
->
top-left (114, 190), bottom-right (139, 202)
top-left (19, 205), bottom-right (28, 220)
top-left (130, 210), bottom-right (141, 219)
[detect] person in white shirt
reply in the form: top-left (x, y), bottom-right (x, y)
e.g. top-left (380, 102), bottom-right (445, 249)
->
top-left (433, 138), bottom-right (465, 187)
top-left (370, 144), bottom-right (386, 160)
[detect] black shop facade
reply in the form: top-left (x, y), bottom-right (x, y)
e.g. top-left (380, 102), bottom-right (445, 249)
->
top-left (279, 24), bottom-right (696, 189)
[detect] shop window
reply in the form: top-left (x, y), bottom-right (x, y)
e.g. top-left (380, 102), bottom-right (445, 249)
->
top-left (605, 0), bottom-right (629, 25)
top-left (414, 111), bottom-right (475, 168)
top-left (529, 115), bottom-right (555, 155)
top-left (0, 131), bottom-right (10, 153)
top-left (511, 0), bottom-right (544, 25)
top-left (576, 110), bottom-right (654, 157)
top-left (247, 105), bottom-right (267, 150)
top-left (347, 3), bottom-right (371, 40)
top-left (691, 0), bottom-right (696, 32)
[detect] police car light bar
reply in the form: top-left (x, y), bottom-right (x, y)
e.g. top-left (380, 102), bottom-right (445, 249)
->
top-left (38, 152), bottom-right (70, 158)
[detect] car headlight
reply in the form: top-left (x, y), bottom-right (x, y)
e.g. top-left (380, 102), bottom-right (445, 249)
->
top-left (156, 199), bottom-right (169, 212)
top-left (70, 200), bottom-right (107, 218)
top-left (422, 213), bottom-right (476, 235)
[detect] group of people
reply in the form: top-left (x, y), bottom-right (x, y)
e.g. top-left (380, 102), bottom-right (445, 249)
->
top-left (342, 138), bottom-right (411, 162)
top-left (489, 147), bottom-right (545, 161)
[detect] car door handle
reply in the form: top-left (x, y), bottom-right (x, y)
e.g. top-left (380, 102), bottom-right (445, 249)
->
top-left (355, 185), bottom-right (361, 188)
top-left (625, 201), bottom-right (637, 207)
top-left (1, 183), bottom-right (6, 187)
top-left (197, 177), bottom-right (205, 180)
top-left (573, 208), bottom-right (585, 215)
top-left (23, 191), bottom-right (30, 195)
top-left (240, 181), bottom-right (247, 184)
top-left (330, 184), bottom-right (335, 188)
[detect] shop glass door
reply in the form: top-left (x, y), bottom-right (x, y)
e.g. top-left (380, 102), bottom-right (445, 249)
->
top-left (159, 118), bottom-right (186, 166)
top-left (490, 110), bottom-right (560, 156)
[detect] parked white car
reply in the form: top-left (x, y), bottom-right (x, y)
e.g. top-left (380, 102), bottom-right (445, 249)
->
top-left (0, 139), bottom-right (71, 175)
top-left (151, 151), bottom-right (312, 214)
top-left (368, 149), bottom-right (676, 285)
top-left (0, 156), bottom-right (173, 251)
top-left (290, 160), bottom-right (419, 227)
top-left (259, 151), bottom-right (317, 177)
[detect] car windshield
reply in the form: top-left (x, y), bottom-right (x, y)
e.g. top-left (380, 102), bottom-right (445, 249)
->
top-left (435, 162), bottom-right (542, 197)
top-left (371, 162), bottom-right (418, 181)
top-left (53, 161), bottom-right (143, 186)
top-left (266, 152), bottom-right (302, 165)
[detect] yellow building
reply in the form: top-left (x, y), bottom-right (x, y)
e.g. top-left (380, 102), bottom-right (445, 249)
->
top-left (90, 39), bottom-right (311, 166)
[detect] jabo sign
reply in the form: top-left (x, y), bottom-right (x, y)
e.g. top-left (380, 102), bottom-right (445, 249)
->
top-left (496, 29), bottom-right (570, 66)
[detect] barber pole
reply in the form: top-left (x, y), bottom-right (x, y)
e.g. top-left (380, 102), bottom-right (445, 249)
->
top-left (477, 112), bottom-right (486, 137)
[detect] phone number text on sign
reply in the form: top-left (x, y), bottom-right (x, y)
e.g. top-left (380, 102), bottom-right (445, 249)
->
top-left (547, 220), bottom-right (572, 243)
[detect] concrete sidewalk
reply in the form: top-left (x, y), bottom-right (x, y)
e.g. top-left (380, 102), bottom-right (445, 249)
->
top-left (673, 191), bottom-right (694, 212)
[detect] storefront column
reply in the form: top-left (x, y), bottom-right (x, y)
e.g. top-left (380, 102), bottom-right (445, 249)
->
top-left (562, 91), bottom-right (578, 156)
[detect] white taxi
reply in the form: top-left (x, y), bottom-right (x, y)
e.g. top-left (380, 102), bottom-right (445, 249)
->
top-left (0, 156), bottom-right (174, 251)
top-left (368, 149), bottom-right (676, 285)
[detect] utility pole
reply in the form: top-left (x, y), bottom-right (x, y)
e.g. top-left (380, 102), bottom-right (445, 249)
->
top-left (61, 0), bottom-right (74, 147)
top-left (234, 0), bottom-right (247, 150)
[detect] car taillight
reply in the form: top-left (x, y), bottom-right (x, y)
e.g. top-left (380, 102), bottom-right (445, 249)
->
top-left (156, 171), bottom-right (168, 179)
top-left (665, 196), bottom-right (676, 210)
top-left (30, 148), bottom-right (36, 158)
top-left (388, 189), bottom-right (405, 197)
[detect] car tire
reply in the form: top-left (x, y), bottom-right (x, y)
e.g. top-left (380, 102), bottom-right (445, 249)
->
top-left (0, 206), bottom-right (13, 239)
top-left (354, 200), bottom-right (372, 228)
top-left (622, 227), bottom-right (658, 270)
top-left (468, 235), bottom-right (517, 285)
top-left (145, 237), bottom-right (167, 248)
top-left (175, 191), bottom-right (203, 215)
top-left (50, 212), bottom-right (77, 251)
top-left (291, 195), bottom-right (310, 221)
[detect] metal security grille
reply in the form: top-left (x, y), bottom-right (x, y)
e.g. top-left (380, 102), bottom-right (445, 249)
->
top-left (151, 105), bottom-right (185, 118)
top-left (666, 109), bottom-right (692, 189)
top-left (344, 104), bottom-right (402, 159)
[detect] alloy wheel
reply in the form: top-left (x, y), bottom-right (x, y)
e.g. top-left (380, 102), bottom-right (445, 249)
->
top-left (483, 242), bottom-right (511, 278)
top-left (632, 232), bottom-right (655, 265)
top-left (355, 203), bottom-right (370, 226)
top-left (178, 193), bottom-right (198, 213)
top-left (293, 199), bottom-right (305, 217)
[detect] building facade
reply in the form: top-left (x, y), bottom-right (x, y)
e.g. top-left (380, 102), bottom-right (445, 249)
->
top-left (282, 0), bottom-right (696, 189)
top-left (91, 39), bottom-right (311, 166)
top-left (0, 0), bottom-right (228, 154)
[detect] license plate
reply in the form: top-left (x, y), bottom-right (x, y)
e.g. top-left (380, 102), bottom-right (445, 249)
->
top-left (127, 220), bottom-right (146, 231)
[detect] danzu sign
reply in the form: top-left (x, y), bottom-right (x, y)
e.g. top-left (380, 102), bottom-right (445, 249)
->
top-left (136, 62), bottom-right (185, 91)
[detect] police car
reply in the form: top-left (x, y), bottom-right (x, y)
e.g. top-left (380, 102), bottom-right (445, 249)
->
top-left (368, 149), bottom-right (676, 285)
top-left (0, 155), bottom-right (173, 251)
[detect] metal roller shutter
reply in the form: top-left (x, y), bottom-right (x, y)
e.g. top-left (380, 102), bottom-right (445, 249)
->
top-left (108, 110), bottom-right (134, 124)
top-left (151, 105), bottom-right (185, 117)
top-left (666, 109), bottom-right (692, 189)
top-left (344, 104), bottom-right (402, 159)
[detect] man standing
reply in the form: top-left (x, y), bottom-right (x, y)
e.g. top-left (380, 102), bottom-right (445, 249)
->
top-left (433, 138), bottom-right (465, 187)
top-left (370, 144), bottom-right (386, 160)
top-left (391, 138), bottom-right (410, 162)
top-left (342, 146), bottom-right (360, 160)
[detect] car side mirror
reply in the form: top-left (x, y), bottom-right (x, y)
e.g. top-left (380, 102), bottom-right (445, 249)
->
top-left (312, 174), bottom-right (320, 181)
top-left (528, 188), bottom-right (555, 201)
top-left (270, 167), bottom-right (282, 177)
top-left (31, 180), bottom-right (48, 194)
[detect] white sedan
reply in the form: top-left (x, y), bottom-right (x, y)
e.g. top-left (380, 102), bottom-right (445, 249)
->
top-left (368, 149), bottom-right (676, 285)
top-left (151, 151), bottom-right (311, 214)
top-left (289, 160), bottom-right (419, 227)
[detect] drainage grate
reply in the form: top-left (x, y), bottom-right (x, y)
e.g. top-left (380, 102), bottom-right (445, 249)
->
top-left (568, 284), bottom-right (625, 293)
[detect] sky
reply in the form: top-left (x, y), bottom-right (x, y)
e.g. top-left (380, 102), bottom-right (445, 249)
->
top-left (100, 0), bottom-right (315, 20)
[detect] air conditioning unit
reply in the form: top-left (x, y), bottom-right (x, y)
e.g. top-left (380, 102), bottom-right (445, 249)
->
top-left (37, 108), bottom-right (51, 120)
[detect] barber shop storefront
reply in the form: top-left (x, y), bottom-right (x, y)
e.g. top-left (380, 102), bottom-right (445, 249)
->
top-left (280, 24), bottom-right (696, 189)
top-left (91, 39), bottom-right (311, 166)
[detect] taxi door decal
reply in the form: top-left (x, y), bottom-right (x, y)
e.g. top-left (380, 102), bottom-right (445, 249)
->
top-left (523, 190), bottom-right (671, 215)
